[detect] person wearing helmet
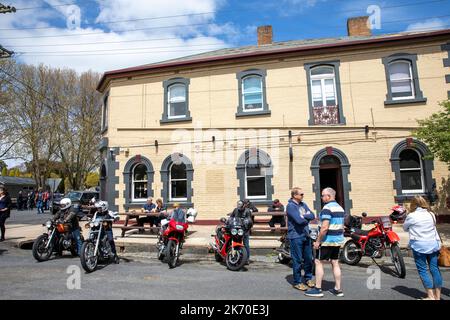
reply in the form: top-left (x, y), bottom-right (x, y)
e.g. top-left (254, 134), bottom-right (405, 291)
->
top-left (55, 198), bottom-right (83, 255)
top-left (94, 201), bottom-right (119, 263)
top-left (229, 200), bottom-right (253, 263)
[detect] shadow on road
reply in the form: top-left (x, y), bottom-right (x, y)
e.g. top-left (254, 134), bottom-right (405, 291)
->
top-left (391, 286), bottom-right (424, 299)
top-left (0, 249), bottom-right (7, 255)
top-left (284, 274), bottom-right (334, 289)
top-left (344, 260), bottom-right (400, 278)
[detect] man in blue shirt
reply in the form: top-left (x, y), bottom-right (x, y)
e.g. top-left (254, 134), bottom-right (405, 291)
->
top-left (306, 187), bottom-right (345, 298)
top-left (286, 187), bottom-right (316, 291)
top-left (138, 197), bottom-right (157, 232)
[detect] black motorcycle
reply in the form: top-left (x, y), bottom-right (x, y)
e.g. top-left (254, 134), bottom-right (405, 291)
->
top-left (80, 212), bottom-right (118, 273)
top-left (276, 227), bottom-right (318, 273)
top-left (32, 219), bottom-right (82, 262)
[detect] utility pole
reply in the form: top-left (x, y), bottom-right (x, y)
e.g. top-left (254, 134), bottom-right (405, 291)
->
top-left (0, 3), bottom-right (16, 58)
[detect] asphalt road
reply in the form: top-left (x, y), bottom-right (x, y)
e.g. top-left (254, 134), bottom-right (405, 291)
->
top-left (0, 243), bottom-right (449, 300)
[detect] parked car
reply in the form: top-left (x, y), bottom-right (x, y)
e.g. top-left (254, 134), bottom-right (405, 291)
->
top-left (54, 190), bottom-right (99, 219)
top-left (50, 193), bottom-right (65, 215)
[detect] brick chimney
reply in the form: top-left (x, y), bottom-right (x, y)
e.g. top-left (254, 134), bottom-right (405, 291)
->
top-left (257, 25), bottom-right (273, 46)
top-left (347, 16), bottom-right (371, 36)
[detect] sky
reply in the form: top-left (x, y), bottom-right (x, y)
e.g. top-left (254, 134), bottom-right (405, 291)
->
top-left (1, 0), bottom-right (450, 168)
top-left (0, 0), bottom-right (449, 75)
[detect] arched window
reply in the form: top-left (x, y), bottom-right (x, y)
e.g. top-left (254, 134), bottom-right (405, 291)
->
top-left (399, 149), bottom-right (424, 193)
top-left (169, 163), bottom-right (187, 201)
top-left (388, 60), bottom-right (414, 100)
top-left (245, 160), bottom-right (267, 199)
top-left (132, 164), bottom-right (148, 201)
top-left (242, 75), bottom-right (263, 112)
top-left (168, 83), bottom-right (187, 119)
top-left (161, 153), bottom-right (194, 205)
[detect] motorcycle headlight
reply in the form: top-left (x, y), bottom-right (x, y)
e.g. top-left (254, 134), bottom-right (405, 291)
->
top-left (237, 229), bottom-right (244, 236)
top-left (231, 228), bottom-right (238, 236)
top-left (45, 221), bottom-right (52, 228)
top-left (89, 222), bottom-right (95, 228)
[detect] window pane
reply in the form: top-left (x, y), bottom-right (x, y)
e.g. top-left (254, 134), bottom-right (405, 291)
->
top-left (400, 149), bottom-right (421, 169)
top-left (319, 155), bottom-right (340, 165)
top-left (243, 93), bottom-right (262, 110)
top-left (243, 76), bottom-right (262, 93)
top-left (324, 79), bottom-right (335, 95)
top-left (311, 66), bottom-right (334, 76)
top-left (313, 100), bottom-right (324, 108)
top-left (133, 164), bottom-right (147, 181)
top-left (134, 182), bottom-right (147, 199)
top-left (389, 62), bottom-right (411, 81)
top-left (169, 84), bottom-right (186, 102)
top-left (171, 180), bottom-right (187, 199)
top-left (311, 80), bottom-right (322, 98)
top-left (169, 102), bottom-right (186, 117)
top-left (247, 177), bottom-right (266, 196)
top-left (401, 170), bottom-right (422, 191)
top-left (171, 163), bottom-right (187, 179)
top-left (246, 166), bottom-right (261, 177)
top-left (391, 80), bottom-right (413, 96)
top-left (326, 99), bottom-right (336, 106)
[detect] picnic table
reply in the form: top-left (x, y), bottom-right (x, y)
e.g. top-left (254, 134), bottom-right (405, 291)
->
top-left (115, 210), bottom-right (168, 237)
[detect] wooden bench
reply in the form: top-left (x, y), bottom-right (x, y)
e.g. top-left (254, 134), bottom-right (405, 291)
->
top-left (115, 210), bottom-right (168, 237)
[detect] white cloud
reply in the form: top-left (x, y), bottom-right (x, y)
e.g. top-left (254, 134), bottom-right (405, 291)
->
top-left (278, 0), bottom-right (327, 16)
top-left (0, 0), bottom-right (246, 73)
top-left (406, 18), bottom-right (449, 32)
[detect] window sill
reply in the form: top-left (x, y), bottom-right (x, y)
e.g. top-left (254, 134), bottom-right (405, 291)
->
top-left (235, 110), bottom-right (271, 118)
top-left (244, 199), bottom-right (273, 206)
top-left (384, 97), bottom-right (427, 106)
top-left (394, 193), bottom-right (431, 202)
top-left (160, 116), bottom-right (192, 124)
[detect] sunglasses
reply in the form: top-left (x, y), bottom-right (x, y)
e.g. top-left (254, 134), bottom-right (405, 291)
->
top-left (321, 194), bottom-right (329, 197)
top-left (297, 193), bottom-right (304, 196)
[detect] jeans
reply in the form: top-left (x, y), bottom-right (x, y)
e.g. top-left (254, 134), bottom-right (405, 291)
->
top-left (412, 249), bottom-right (443, 289)
top-left (72, 228), bottom-right (83, 255)
top-left (0, 214), bottom-right (8, 240)
top-left (36, 201), bottom-right (44, 214)
top-left (243, 233), bottom-right (250, 259)
top-left (290, 236), bottom-right (313, 285)
top-left (104, 228), bottom-right (117, 255)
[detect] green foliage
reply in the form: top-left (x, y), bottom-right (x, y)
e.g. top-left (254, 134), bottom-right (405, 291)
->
top-left (85, 172), bottom-right (99, 188)
top-left (414, 100), bottom-right (450, 167)
top-left (1, 167), bottom-right (7, 176)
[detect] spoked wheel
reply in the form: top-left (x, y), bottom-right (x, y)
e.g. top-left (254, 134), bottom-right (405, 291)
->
top-left (32, 234), bottom-right (53, 262)
top-left (226, 246), bottom-right (248, 271)
top-left (80, 241), bottom-right (98, 273)
top-left (166, 240), bottom-right (179, 269)
top-left (342, 240), bottom-right (362, 265)
top-left (390, 243), bottom-right (406, 279)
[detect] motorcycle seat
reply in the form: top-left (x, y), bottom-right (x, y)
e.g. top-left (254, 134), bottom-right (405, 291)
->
top-left (353, 229), bottom-right (369, 236)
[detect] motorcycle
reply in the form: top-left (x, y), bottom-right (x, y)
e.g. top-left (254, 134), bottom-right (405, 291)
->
top-left (341, 209), bottom-right (406, 278)
top-left (80, 211), bottom-right (119, 273)
top-left (156, 208), bottom-right (197, 268)
top-left (32, 219), bottom-right (83, 262)
top-left (211, 216), bottom-right (249, 271)
top-left (276, 227), bottom-right (318, 274)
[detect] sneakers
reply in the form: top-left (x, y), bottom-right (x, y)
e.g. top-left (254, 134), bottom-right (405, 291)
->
top-left (329, 288), bottom-right (344, 297)
top-left (306, 280), bottom-right (315, 288)
top-left (305, 287), bottom-right (323, 297)
top-left (293, 283), bottom-right (309, 291)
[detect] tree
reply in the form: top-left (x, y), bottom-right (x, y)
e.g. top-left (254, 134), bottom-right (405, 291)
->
top-left (414, 100), bottom-right (450, 168)
top-left (85, 172), bottom-right (99, 188)
top-left (1, 167), bottom-right (6, 176)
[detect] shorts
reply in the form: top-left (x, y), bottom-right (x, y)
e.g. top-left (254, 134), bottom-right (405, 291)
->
top-left (316, 246), bottom-right (340, 261)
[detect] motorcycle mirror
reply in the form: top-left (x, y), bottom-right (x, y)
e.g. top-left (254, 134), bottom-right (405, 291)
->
top-left (362, 212), bottom-right (368, 217)
top-left (220, 217), bottom-right (227, 223)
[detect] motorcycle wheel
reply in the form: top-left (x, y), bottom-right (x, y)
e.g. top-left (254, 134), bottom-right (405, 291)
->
top-left (226, 246), bottom-right (248, 271)
top-left (390, 243), bottom-right (406, 279)
top-left (80, 241), bottom-right (98, 273)
top-left (342, 240), bottom-right (362, 265)
top-left (32, 234), bottom-right (53, 262)
top-left (166, 239), bottom-right (179, 269)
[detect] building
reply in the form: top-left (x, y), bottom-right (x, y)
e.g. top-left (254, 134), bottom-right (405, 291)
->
top-left (0, 176), bottom-right (36, 204)
top-left (96, 17), bottom-right (450, 221)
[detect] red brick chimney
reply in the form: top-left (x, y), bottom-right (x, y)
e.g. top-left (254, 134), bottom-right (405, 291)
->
top-left (347, 16), bottom-right (371, 36)
top-left (257, 25), bottom-right (273, 46)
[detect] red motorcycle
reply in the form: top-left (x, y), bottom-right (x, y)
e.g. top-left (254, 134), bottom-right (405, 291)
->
top-left (342, 207), bottom-right (406, 278)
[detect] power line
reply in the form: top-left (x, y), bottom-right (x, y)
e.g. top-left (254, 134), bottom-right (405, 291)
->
top-left (2, 0), bottom-right (449, 40)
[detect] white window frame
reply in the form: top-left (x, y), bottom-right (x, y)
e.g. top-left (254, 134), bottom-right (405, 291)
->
top-left (245, 160), bottom-right (267, 199)
top-left (131, 164), bottom-right (148, 201)
top-left (169, 162), bottom-right (188, 201)
top-left (310, 66), bottom-right (337, 108)
top-left (389, 60), bottom-right (415, 101)
top-left (400, 149), bottom-right (425, 194)
top-left (167, 84), bottom-right (187, 119)
top-left (242, 75), bottom-right (264, 112)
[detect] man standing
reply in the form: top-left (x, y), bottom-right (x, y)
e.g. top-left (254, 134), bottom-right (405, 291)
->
top-left (305, 187), bottom-right (345, 298)
top-left (286, 187), bottom-right (316, 291)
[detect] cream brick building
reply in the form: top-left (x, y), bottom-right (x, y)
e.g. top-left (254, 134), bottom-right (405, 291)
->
top-left (96, 18), bottom-right (450, 222)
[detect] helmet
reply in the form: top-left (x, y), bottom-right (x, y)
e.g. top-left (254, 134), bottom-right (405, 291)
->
top-left (59, 198), bottom-right (72, 210)
top-left (237, 200), bottom-right (244, 210)
top-left (186, 208), bottom-right (198, 223)
top-left (94, 200), bottom-right (108, 213)
top-left (89, 197), bottom-right (96, 205)
top-left (389, 205), bottom-right (407, 222)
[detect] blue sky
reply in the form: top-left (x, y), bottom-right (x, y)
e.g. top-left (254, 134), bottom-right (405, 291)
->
top-left (0, 0), bottom-right (449, 76)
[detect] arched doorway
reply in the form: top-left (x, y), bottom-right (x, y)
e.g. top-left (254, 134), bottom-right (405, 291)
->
top-left (319, 155), bottom-right (344, 208)
top-left (311, 147), bottom-right (352, 214)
